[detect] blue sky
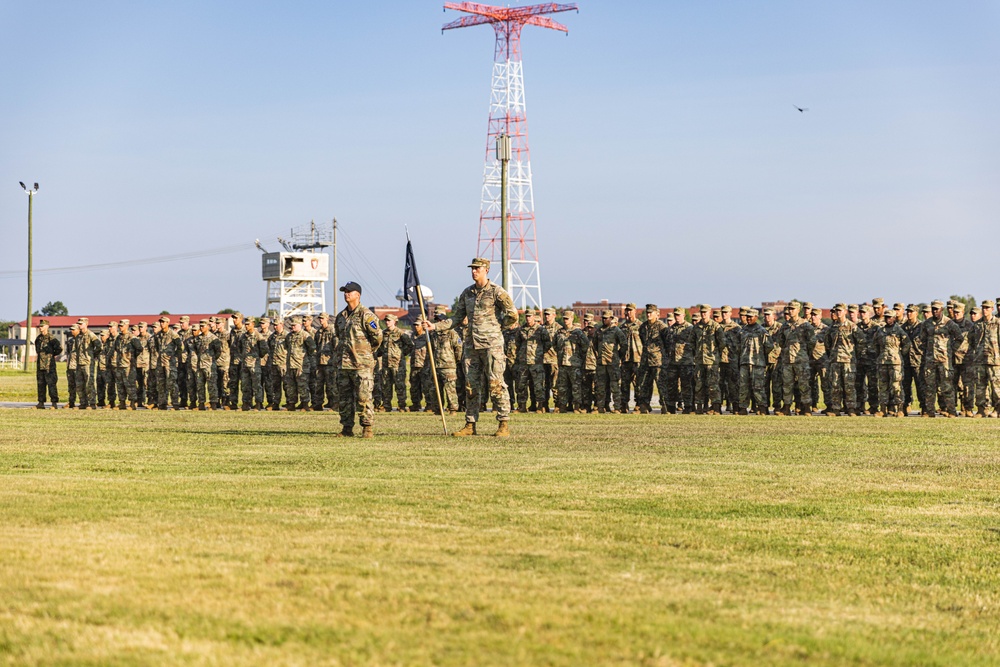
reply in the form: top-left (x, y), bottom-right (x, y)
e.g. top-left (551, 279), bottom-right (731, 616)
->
top-left (2, 1), bottom-right (998, 319)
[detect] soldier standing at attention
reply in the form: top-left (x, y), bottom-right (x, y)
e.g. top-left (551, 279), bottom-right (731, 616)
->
top-left (738, 308), bottom-right (772, 415)
top-left (239, 317), bottom-right (267, 411)
top-left (34, 319), bottom-right (62, 409)
top-left (581, 313), bottom-right (598, 412)
top-left (154, 317), bottom-right (183, 410)
top-left (668, 307), bottom-right (696, 414)
top-left (65, 324), bottom-right (79, 408)
top-left (618, 303), bottom-right (643, 413)
top-left (334, 281), bottom-right (383, 438)
top-left (502, 319), bottom-right (519, 409)
top-left (808, 307), bottom-right (829, 412)
top-left (593, 309), bottom-right (626, 413)
top-left (517, 309), bottom-right (548, 413)
top-left (134, 322), bottom-right (151, 408)
top-left (177, 316), bottom-right (194, 409)
top-left (776, 302), bottom-right (816, 416)
top-left (194, 319), bottom-right (222, 410)
top-left (541, 307), bottom-right (560, 411)
top-left (692, 304), bottom-right (723, 415)
top-left (636, 304), bottom-right (668, 414)
top-left (380, 314), bottom-right (413, 411)
top-left (409, 320), bottom-right (428, 411)
top-left (75, 318), bottom-right (100, 409)
top-left (977, 301), bottom-right (1000, 417)
top-left (718, 305), bottom-right (741, 414)
top-left (267, 318), bottom-right (288, 410)
top-left (427, 304), bottom-right (463, 415)
top-left (283, 317), bottom-right (316, 411)
top-left (227, 312), bottom-right (244, 409)
top-left (917, 300), bottom-right (963, 417)
top-left (761, 308), bottom-right (782, 412)
top-left (113, 318), bottom-right (137, 409)
top-left (302, 315), bottom-right (319, 410)
top-left (257, 317), bottom-right (274, 408)
top-left (423, 258), bottom-right (518, 437)
top-left (854, 305), bottom-right (879, 414)
top-left (96, 328), bottom-right (112, 409)
top-left (554, 309), bottom-right (588, 413)
top-left (900, 305), bottom-right (922, 415)
top-left (873, 309), bottom-right (910, 417)
top-left (313, 313), bottom-right (337, 411)
top-left (950, 301), bottom-right (975, 416)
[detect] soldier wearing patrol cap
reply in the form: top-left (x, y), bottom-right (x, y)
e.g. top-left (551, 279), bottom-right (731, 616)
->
top-left (873, 308), bottom-right (910, 417)
top-left (380, 313), bottom-right (413, 411)
top-left (516, 308), bottom-right (548, 413)
top-left (193, 318), bottom-right (222, 409)
top-left (283, 316), bottom-right (315, 411)
top-left (901, 304), bottom-right (924, 414)
top-left (949, 301), bottom-right (975, 416)
top-left (854, 304), bottom-right (878, 414)
top-left (718, 305), bottom-right (741, 414)
top-left (334, 281), bottom-right (383, 437)
top-left (134, 321), bottom-right (151, 407)
top-left (636, 304), bottom-right (668, 414)
top-left (554, 309), bottom-right (588, 412)
top-left (692, 304), bottom-right (722, 414)
top-left (808, 307), bottom-right (829, 411)
top-left (65, 324), bottom-right (80, 408)
top-left (313, 312), bottom-right (338, 411)
top-left (74, 318), bottom-right (101, 409)
top-left (737, 307), bottom-right (772, 414)
top-left (541, 307), bottom-right (561, 411)
top-left (267, 317), bottom-right (288, 410)
top-left (239, 316), bottom-right (268, 410)
top-left (581, 312), bottom-right (597, 411)
top-left (665, 307), bottom-right (695, 413)
top-left (33, 319), bottom-right (62, 409)
top-left (615, 303), bottom-right (642, 413)
top-left (761, 307), bottom-right (782, 412)
top-left (227, 312), bottom-right (245, 409)
top-left (424, 258), bottom-right (518, 436)
top-left (425, 304), bottom-right (461, 415)
top-left (113, 318), bottom-right (138, 409)
top-left (977, 300), bottom-right (1000, 417)
top-left (917, 300), bottom-right (962, 416)
top-left (593, 309), bottom-right (626, 413)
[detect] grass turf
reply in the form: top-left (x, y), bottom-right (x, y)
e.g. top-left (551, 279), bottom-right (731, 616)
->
top-left (0, 393), bottom-right (999, 665)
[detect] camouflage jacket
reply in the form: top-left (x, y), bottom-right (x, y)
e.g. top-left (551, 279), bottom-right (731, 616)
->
top-left (901, 319), bottom-right (923, 369)
top-left (66, 335), bottom-right (78, 370)
top-left (268, 330), bottom-right (288, 370)
top-left (195, 331), bottom-right (222, 371)
top-left (917, 316), bottom-right (963, 369)
top-left (554, 325), bottom-right (589, 367)
top-left (855, 322), bottom-right (879, 364)
top-left (381, 328), bottom-right (414, 369)
top-left (638, 318), bottom-right (668, 367)
top-left (431, 327), bottom-right (463, 370)
top-left (542, 322), bottom-right (560, 365)
top-left (238, 330), bottom-right (268, 368)
top-left (228, 328), bottom-right (244, 366)
top-left (619, 319), bottom-right (643, 364)
top-left (133, 333), bottom-right (151, 370)
top-left (692, 319), bottom-right (723, 365)
top-left (777, 319), bottom-right (815, 365)
top-left (503, 327), bottom-right (519, 366)
top-left (315, 326), bottom-right (337, 366)
top-left (951, 317), bottom-right (974, 365)
top-left (113, 330), bottom-right (135, 369)
top-left (184, 333), bottom-right (200, 369)
top-left (441, 280), bottom-right (518, 352)
top-left (593, 324), bottom-right (626, 367)
top-left (739, 322), bottom-right (773, 367)
top-left (33, 333), bottom-right (62, 372)
top-left (178, 328), bottom-right (194, 365)
top-left (335, 304), bottom-right (383, 371)
top-left (874, 323), bottom-right (911, 365)
top-left (74, 330), bottom-right (100, 368)
top-left (410, 333), bottom-right (428, 369)
top-left (979, 318), bottom-right (1000, 366)
top-left (284, 330), bottom-right (317, 371)
top-left (97, 337), bottom-right (112, 372)
top-left (765, 322), bottom-right (783, 365)
top-left (668, 322), bottom-right (695, 366)
top-left (719, 321), bottom-right (741, 365)
top-left (584, 327), bottom-right (597, 371)
top-left (518, 322), bottom-right (550, 365)
top-left (155, 329), bottom-right (182, 368)
top-left (216, 331), bottom-right (231, 368)
top-left (810, 322), bottom-right (828, 363)
top-left (824, 320), bottom-right (861, 365)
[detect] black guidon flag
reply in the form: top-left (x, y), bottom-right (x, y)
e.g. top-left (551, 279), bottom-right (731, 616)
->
top-left (402, 239), bottom-right (421, 303)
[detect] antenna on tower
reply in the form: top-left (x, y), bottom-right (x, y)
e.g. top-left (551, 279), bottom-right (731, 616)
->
top-left (443, 2), bottom-right (578, 311)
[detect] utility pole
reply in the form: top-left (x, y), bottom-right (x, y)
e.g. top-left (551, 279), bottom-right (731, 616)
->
top-left (332, 218), bottom-right (338, 314)
top-left (496, 134), bottom-right (511, 293)
top-left (19, 182), bottom-right (38, 372)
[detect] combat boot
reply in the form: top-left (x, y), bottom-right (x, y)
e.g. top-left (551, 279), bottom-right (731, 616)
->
top-left (494, 421), bottom-right (510, 437)
top-left (711, 402), bottom-right (722, 415)
top-left (36, 403), bottom-right (45, 409)
top-left (361, 425), bottom-right (374, 439)
top-left (451, 421), bottom-right (477, 437)
top-left (335, 427), bottom-right (354, 437)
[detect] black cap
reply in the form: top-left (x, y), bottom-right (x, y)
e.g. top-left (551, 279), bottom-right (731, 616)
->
top-left (339, 281), bottom-right (362, 295)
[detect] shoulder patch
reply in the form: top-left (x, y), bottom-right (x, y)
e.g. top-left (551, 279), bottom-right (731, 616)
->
top-left (369, 320), bottom-right (378, 331)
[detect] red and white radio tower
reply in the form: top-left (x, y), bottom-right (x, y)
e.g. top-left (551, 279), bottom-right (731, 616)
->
top-left (443, 2), bottom-right (578, 310)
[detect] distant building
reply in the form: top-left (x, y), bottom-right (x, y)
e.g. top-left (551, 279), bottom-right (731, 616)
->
top-left (572, 300), bottom-right (629, 320)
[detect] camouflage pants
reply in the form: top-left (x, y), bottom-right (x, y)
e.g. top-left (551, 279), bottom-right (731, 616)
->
top-left (557, 364), bottom-right (584, 411)
top-left (665, 365), bottom-right (694, 413)
top-left (766, 363), bottom-right (780, 409)
top-left (156, 366), bottom-right (180, 408)
top-left (463, 344), bottom-right (510, 423)
top-left (544, 363), bottom-right (558, 410)
top-left (135, 368), bottom-right (148, 405)
top-left (636, 364), bottom-right (665, 411)
top-left (373, 361), bottom-right (384, 409)
top-left (338, 368), bottom-right (375, 429)
top-left (382, 365), bottom-right (408, 410)
top-left (780, 361), bottom-right (812, 409)
top-left (430, 368), bottom-right (459, 412)
top-left (314, 365), bottom-right (338, 409)
top-left (284, 369), bottom-right (311, 408)
top-left (516, 364), bottom-right (545, 410)
top-left (36, 368), bottom-right (58, 405)
top-left (722, 363), bottom-right (739, 411)
top-left (215, 365), bottom-right (230, 407)
top-left (75, 368), bottom-right (94, 407)
top-left (240, 364), bottom-right (263, 408)
top-left (902, 361), bottom-right (922, 411)
top-left (594, 364), bottom-right (621, 411)
top-left (958, 363), bottom-right (977, 412)
top-left (877, 365), bottom-right (903, 411)
top-left (810, 361), bottom-right (828, 410)
top-left (177, 364), bottom-right (190, 407)
top-left (97, 369), bottom-right (113, 407)
top-left (409, 366), bottom-right (426, 409)
top-left (67, 367), bottom-right (78, 406)
top-left (195, 368), bottom-right (219, 407)
top-left (582, 369), bottom-right (596, 412)
top-left (114, 367), bottom-right (137, 406)
top-left (856, 362), bottom-right (877, 412)
top-left (503, 363), bottom-right (516, 409)
top-left (227, 362), bottom-right (241, 407)
top-left (923, 363), bottom-right (955, 415)
top-left (619, 361), bottom-right (640, 412)
top-left (826, 362), bottom-right (857, 413)
top-left (268, 367), bottom-right (285, 408)
top-left (739, 365), bottom-right (767, 412)
top-left (694, 364), bottom-right (721, 410)
top-left (975, 365), bottom-right (1000, 412)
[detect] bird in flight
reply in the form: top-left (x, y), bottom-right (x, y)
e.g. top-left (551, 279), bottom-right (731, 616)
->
top-left (794, 105), bottom-right (809, 113)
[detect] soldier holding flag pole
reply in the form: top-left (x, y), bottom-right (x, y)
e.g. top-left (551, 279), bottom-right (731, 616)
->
top-left (403, 236), bottom-right (449, 435)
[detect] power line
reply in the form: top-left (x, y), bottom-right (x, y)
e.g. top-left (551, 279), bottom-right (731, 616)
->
top-left (0, 243), bottom-right (255, 279)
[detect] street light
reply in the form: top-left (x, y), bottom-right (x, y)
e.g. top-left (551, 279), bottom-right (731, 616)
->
top-left (20, 181), bottom-right (38, 372)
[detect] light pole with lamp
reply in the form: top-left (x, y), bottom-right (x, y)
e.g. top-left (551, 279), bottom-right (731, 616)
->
top-left (19, 181), bottom-right (38, 372)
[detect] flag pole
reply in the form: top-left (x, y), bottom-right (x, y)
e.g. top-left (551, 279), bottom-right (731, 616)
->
top-left (406, 232), bottom-right (448, 435)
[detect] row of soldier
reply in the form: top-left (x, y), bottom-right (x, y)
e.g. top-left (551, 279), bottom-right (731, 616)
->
top-left (31, 295), bottom-right (1000, 420)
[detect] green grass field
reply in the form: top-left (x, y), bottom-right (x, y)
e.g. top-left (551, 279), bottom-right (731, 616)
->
top-left (1, 370), bottom-right (1000, 665)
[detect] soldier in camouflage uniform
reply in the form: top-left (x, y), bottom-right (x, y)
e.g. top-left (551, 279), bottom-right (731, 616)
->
top-left (65, 324), bottom-right (79, 408)
top-left (380, 314), bottom-right (413, 411)
top-left (554, 309), bottom-right (588, 413)
top-left (283, 316), bottom-right (316, 411)
top-left (75, 318), bottom-right (100, 409)
top-left (153, 316), bottom-right (182, 410)
top-left (302, 316), bottom-right (319, 410)
top-left (636, 304), bottom-right (668, 414)
top-left (334, 281), bottom-right (383, 437)
top-left (900, 304), bottom-right (922, 414)
top-left (176, 316), bottom-right (194, 409)
top-left (775, 302), bottom-right (815, 415)
top-left (425, 258), bottom-right (518, 437)
top-left (134, 321), bottom-right (151, 407)
top-left (193, 319), bottom-right (222, 409)
top-left (976, 301), bottom-right (1000, 417)
top-left (950, 301), bottom-right (975, 416)
top-left (428, 304), bottom-right (463, 414)
top-left (227, 312), bottom-right (244, 409)
top-left (582, 314), bottom-right (597, 412)
top-left (808, 307), bottom-right (829, 411)
top-left (210, 318), bottom-right (230, 408)
top-left (692, 304), bottom-right (723, 414)
top-left (33, 319), bottom-right (62, 409)
top-left (823, 304), bottom-right (861, 416)
top-left (113, 318), bottom-right (137, 409)
top-left (762, 308), bottom-right (782, 412)
top-left (666, 307), bottom-right (695, 414)
top-left (873, 309), bottom-right (910, 417)
top-left (593, 309), bottom-right (626, 413)
top-left (541, 307), bottom-right (560, 411)
top-left (409, 321), bottom-right (429, 411)
top-left (267, 318), bottom-right (288, 410)
top-left (257, 318), bottom-right (274, 407)
top-left (313, 313), bottom-right (338, 411)
top-left (718, 306), bottom-right (741, 414)
top-left (917, 300), bottom-right (963, 417)
top-left (503, 322), bottom-right (519, 409)
top-left (239, 317), bottom-right (267, 410)
top-left (96, 328), bottom-right (113, 408)
top-left (617, 303), bottom-right (643, 413)
top-left (854, 305), bottom-right (879, 414)
top-left (964, 306), bottom-right (987, 417)
top-left (517, 309), bottom-right (549, 413)
top-left (738, 308), bottom-right (773, 414)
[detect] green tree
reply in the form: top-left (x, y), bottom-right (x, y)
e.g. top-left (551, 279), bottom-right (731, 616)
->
top-left (217, 308), bottom-right (237, 315)
top-left (949, 294), bottom-right (977, 313)
top-left (32, 300), bottom-right (68, 317)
